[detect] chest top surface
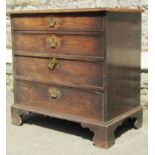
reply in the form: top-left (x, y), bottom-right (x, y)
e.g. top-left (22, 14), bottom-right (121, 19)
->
top-left (7, 7), bottom-right (143, 15)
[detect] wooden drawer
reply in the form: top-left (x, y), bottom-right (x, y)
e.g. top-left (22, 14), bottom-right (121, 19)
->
top-left (13, 33), bottom-right (104, 57)
top-left (15, 80), bottom-right (103, 120)
top-left (11, 14), bottom-right (104, 31)
top-left (15, 56), bottom-right (103, 87)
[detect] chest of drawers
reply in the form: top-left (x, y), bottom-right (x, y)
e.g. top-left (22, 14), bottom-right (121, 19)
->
top-left (9, 8), bottom-right (143, 148)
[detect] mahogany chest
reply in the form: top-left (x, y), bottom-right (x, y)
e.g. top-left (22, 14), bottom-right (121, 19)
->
top-left (9, 8), bottom-right (143, 148)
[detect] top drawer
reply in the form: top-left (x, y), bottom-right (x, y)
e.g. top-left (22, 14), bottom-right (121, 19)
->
top-left (11, 14), bottom-right (104, 31)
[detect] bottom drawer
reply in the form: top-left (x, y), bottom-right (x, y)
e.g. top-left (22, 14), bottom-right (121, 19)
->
top-left (14, 80), bottom-right (103, 121)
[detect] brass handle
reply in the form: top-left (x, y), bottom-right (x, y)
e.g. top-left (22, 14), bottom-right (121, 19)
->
top-left (48, 87), bottom-right (60, 98)
top-left (47, 16), bottom-right (57, 28)
top-left (48, 58), bottom-right (58, 70)
top-left (48, 36), bottom-right (59, 48)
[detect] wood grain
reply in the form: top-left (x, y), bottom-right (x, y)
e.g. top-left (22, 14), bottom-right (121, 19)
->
top-left (14, 80), bottom-right (103, 121)
top-left (11, 14), bottom-right (104, 31)
top-left (104, 12), bottom-right (141, 121)
top-left (15, 56), bottom-right (104, 87)
top-left (8, 8), bottom-right (144, 15)
top-left (13, 33), bottom-right (104, 57)
top-left (14, 51), bottom-right (104, 62)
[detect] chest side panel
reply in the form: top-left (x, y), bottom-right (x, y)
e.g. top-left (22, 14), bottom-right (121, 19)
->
top-left (104, 12), bottom-right (141, 121)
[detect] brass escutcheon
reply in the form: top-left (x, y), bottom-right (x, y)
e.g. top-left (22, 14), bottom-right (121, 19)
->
top-left (48, 36), bottom-right (59, 48)
top-left (48, 87), bottom-right (60, 98)
top-left (48, 58), bottom-right (58, 70)
top-left (47, 16), bottom-right (57, 28)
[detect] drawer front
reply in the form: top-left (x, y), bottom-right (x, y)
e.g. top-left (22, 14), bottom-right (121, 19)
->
top-left (15, 81), bottom-right (103, 120)
top-left (13, 33), bottom-right (104, 57)
top-left (15, 56), bottom-right (103, 87)
top-left (11, 14), bottom-right (104, 31)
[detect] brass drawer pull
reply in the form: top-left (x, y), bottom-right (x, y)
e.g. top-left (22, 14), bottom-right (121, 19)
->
top-left (48, 58), bottom-right (58, 70)
top-left (48, 87), bottom-right (60, 98)
top-left (48, 36), bottom-right (59, 48)
top-left (47, 16), bottom-right (57, 28)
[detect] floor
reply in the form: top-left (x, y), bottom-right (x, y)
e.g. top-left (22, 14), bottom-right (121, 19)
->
top-left (6, 91), bottom-right (148, 155)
